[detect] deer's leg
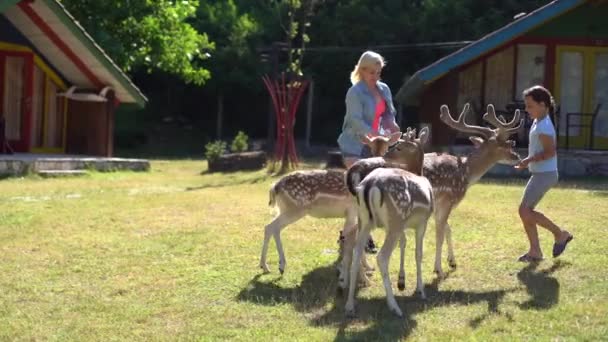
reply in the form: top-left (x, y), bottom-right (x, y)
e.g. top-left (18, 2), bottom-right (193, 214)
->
top-left (260, 211), bottom-right (303, 274)
top-left (345, 219), bottom-right (371, 317)
top-left (445, 222), bottom-right (457, 268)
top-left (337, 210), bottom-right (357, 280)
top-left (397, 231), bottom-right (407, 291)
top-left (339, 226), bottom-right (371, 289)
top-left (415, 218), bottom-right (429, 300)
top-left (377, 227), bottom-right (403, 317)
top-left (433, 201), bottom-right (451, 277)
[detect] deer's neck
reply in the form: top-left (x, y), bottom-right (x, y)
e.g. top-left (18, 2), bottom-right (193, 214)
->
top-left (463, 150), bottom-right (498, 185)
top-left (386, 152), bottom-right (424, 176)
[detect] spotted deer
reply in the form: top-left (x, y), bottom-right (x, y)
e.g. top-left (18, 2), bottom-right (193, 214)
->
top-left (425, 103), bottom-right (522, 277)
top-left (340, 127), bottom-right (424, 289)
top-left (342, 127), bottom-right (432, 317)
top-left (259, 132), bottom-right (402, 274)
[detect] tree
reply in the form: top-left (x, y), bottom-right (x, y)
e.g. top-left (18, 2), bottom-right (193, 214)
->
top-left (61, 0), bottom-right (214, 85)
top-left (264, 0), bottom-right (320, 174)
top-left (193, 0), bottom-right (261, 138)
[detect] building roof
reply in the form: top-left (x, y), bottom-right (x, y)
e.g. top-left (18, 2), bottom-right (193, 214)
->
top-left (1, 0), bottom-right (147, 107)
top-left (395, 0), bottom-right (586, 105)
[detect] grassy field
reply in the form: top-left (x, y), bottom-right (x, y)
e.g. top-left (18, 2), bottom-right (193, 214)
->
top-left (1, 160), bottom-right (607, 341)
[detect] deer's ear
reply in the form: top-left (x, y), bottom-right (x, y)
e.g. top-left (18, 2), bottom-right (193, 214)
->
top-left (469, 136), bottom-right (484, 148)
top-left (388, 131), bottom-right (401, 144)
top-left (361, 134), bottom-right (372, 145)
top-left (418, 127), bottom-right (430, 145)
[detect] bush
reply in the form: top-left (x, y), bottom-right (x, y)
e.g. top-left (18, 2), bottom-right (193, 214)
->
top-left (230, 131), bottom-right (249, 153)
top-left (204, 140), bottom-right (227, 162)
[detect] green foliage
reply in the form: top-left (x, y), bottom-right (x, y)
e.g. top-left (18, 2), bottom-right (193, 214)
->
top-left (204, 140), bottom-right (227, 161)
top-left (61, 0), bottom-right (213, 85)
top-left (230, 131), bottom-right (249, 153)
top-left (194, 0), bottom-right (262, 89)
top-left (269, 0), bottom-right (321, 76)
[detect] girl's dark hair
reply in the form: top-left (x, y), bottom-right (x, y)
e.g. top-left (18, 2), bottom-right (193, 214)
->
top-left (523, 85), bottom-right (556, 115)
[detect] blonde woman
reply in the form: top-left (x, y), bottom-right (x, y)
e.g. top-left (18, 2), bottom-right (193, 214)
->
top-left (338, 50), bottom-right (400, 168)
top-left (337, 51), bottom-right (400, 253)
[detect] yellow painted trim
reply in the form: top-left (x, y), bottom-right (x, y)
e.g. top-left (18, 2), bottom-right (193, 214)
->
top-left (555, 45), bottom-right (608, 149)
top-left (33, 56), bottom-right (66, 90)
top-left (0, 41), bottom-right (66, 90)
top-left (0, 41), bottom-right (31, 52)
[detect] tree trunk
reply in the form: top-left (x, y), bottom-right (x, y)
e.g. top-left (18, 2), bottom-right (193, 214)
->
top-left (216, 92), bottom-right (224, 139)
top-left (305, 80), bottom-right (314, 150)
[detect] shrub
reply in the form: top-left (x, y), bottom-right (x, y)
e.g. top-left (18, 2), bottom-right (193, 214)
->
top-left (230, 131), bottom-right (249, 153)
top-left (205, 140), bottom-right (227, 162)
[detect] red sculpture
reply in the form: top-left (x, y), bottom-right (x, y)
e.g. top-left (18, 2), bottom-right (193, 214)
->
top-left (262, 73), bottom-right (309, 171)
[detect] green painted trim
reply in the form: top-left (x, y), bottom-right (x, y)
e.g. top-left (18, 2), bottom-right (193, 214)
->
top-left (0, 1), bottom-right (20, 13)
top-left (44, 0), bottom-right (147, 107)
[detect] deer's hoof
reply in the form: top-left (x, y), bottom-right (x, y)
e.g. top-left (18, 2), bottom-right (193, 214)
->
top-left (448, 259), bottom-right (457, 269)
top-left (397, 281), bottom-right (405, 291)
top-left (345, 306), bottom-right (357, 318)
top-left (260, 264), bottom-right (270, 274)
top-left (433, 268), bottom-right (445, 278)
top-left (417, 290), bottom-right (427, 300)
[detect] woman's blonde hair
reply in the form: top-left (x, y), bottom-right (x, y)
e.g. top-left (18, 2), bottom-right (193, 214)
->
top-left (350, 50), bottom-right (386, 85)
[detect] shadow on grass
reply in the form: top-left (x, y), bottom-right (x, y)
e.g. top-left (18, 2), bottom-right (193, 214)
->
top-left (237, 264), bottom-right (516, 341)
top-left (480, 176), bottom-right (608, 192)
top-left (185, 173), bottom-right (270, 191)
top-left (517, 260), bottom-right (571, 310)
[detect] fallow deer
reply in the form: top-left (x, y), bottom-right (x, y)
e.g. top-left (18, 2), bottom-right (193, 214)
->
top-left (340, 127), bottom-right (423, 289)
top-left (425, 103), bottom-right (522, 277)
top-left (342, 127), bottom-right (432, 317)
top-left (259, 132), bottom-right (402, 274)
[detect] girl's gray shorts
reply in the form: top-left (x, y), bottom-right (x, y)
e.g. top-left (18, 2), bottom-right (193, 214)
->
top-left (521, 170), bottom-right (558, 209)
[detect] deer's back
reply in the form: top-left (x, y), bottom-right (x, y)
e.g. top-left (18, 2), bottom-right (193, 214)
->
top-left (274, 169), bottom-right (349, 208)
top-left (423, 153), bottom-right (469, 204)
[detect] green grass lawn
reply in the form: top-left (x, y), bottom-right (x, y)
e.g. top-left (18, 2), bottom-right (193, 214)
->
top-left (1, 160), bottom-right (607, 341)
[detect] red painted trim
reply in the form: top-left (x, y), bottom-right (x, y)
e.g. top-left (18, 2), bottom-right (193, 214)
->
top-left (21, 54), bottom-right (33, 151)
top-left (18, 2), bottom-right (104, 89)
top-left (0, 50), bottom-right (30, 57)
top-left (2, 53), bottom-right (32, 152)
top-left (544, 43), bottom-right (556, 94)
top-left (0, 55), bottom-right (4, 115)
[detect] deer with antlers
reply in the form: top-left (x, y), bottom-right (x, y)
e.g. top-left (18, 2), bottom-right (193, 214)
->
top-left (259, 132), bottom-right (404, 275)
top-left (424, 103), bottom-right (523, 277)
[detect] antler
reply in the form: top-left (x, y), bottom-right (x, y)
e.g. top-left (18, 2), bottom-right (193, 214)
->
top-left (482, 104), bottom-right (523, 138)
top-left (440, 103), bottom-right (494, 139)
top-left (402, 127), bottom-right (417, 141)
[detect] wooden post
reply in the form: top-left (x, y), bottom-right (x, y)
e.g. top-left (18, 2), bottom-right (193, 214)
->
top-left (305, 80), bottom-right (314, 149)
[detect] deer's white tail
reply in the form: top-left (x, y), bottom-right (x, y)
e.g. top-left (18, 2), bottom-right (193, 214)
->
top-left (268, 182), bottom-right (278, 207)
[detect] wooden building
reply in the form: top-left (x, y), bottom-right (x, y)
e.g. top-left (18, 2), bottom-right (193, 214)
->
top-left (395, 0), bottom-right (608, 150)
top-left (0, 0), bottom-right (146, 156)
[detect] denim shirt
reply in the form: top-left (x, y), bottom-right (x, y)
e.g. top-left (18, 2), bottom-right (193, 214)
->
top-left (337, 80), bottom-right (398, 156)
